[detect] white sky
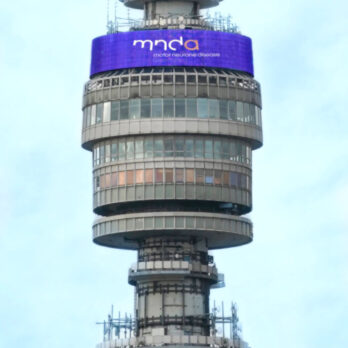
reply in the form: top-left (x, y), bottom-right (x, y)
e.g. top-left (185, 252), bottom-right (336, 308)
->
top-left (0, 0), bottom-right (347, 347)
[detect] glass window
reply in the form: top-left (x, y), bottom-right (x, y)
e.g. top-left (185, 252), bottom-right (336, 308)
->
top-left (119, 141), bottom-right (126, 160)
top-left (174, 138), bottom-right (184, 157)
top-left (135, 140), bottom-right (143, 159)
top-left (120, 100), bottom-right (129, 120)
top-left (127, 141), bottom-right (134, 160)
top-left (214, 170), bottom-right (222, 185)
top-left (111, 143), bottom-right (117, 161)
top-left (222, 171), bottom-right (229, 186)
top-left (175, 75), bottom-right (185, 83)
top-left (141, 99), bottom-right (151, 118)
top-left (152, 98), bottom-right (162, 117)
top-left (96, 103), bottom-right (104, 124)
top-left (230, 172), bottom-right (238, 187)
top-left (95, 176), bottom-right (100, 190)
top-left (209, 100), bottom-right (219, 119)
top-left (112, 77), bottom-right (119, 86)
top-left (121, 76), bottom-right (129, 85)
top-left (219, 76), bottom-right (227, 86)
top-left (222, 141), bottom-right (229, 160)
top-left (236, 102), bottom-right (244, 121)
top-left (118, 171), bottom-right (125, 186)
top-left (187, 75), bottom-right (196, 83)
top-left (165, 169), bottom-right (173, 183)
top-left (103, 102), bottom-right (110, 122)
top-left (129, 100), bottom-right (140, 119)
top-left (205, 170), bottom-right (214, 184)
top-left (111, 101), bottom-right (120, 121)
top-left (105, 174), bottom-right (111, 188)
top-left (91, 105), bottom-right (96, 125)
top-left (100, 175), bottom-right (105, 189)
top-left (187, 99), bottom-right (197, 118)
top-left (145, 139), bottom-right (153, 158)
top-left (195, 140), bottom-right (204, 158)
top-left (214, 141), bottom-right (222, 159)
top-left (111, 172), bottom-right (117, 186)
top-left (175, 99), bottom-right (186, 117)
top-left (145, 169), bottom-right (153, 184)
top-left (141, 75), bottom-right (150, 84)
top-left (239, 174), bottom-right (247, 189)
top-left (99, 145), bottom-right (105, 164)
top-left (196, 169), bottom-right (204, 184)
top-left (185, 139), bottom-right (194, 157)
top-left (197, 99), bottom-right (209, 118)
top-left (164, 138), bottom-right (174, 157)
top-left (209, 76), bottom-right (217, 85)
top-left (163, 99), bottom-right (174, 117)
top-left (126, 170), bottom-right (134, 185)
top-left (152, 75), bottom-right (162, 84)
top-left (154, 139), bottom-right (163, 157)
top-left (219, 100), bottom-right (228, 120)
top-left (198, 75), bottom-right (207, 83)
top-left (205, 140), bottom-right (213, 158)
top-left (136, 170), bottom-right (144, 184)
top-left (228, 101), bottom-right (236, 120)
top-left (155, 169), bottom-right (163, 183)
top-left (131, 76), bottom-right (139, 84)
top-left (86, 106), bottom-right (91, 126)
top-left (175, 169), bottom-right (184, 183)
top-left (249, 104), bottom-right (256, 124)
top-left (164, 75), bottom-right (173, 83)
top-left (186, 169), bottom-right (194, 183)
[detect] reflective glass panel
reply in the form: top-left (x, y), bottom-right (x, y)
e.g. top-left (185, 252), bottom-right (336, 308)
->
top-left (187, 99), bottom-right (197, 118)
top-left (129, 100), bottom-right (140, 119)
top-left (111, 101), bottom-right (119, 121)
top-left (152, 98), bottom-right (162, 117)
top-left (141, 99), bottom-right (151, 118)
top-left (163, 99), bottom-right (174, 117)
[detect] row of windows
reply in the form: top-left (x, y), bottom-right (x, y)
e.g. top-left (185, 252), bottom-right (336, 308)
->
top-left (95, 168), bottom-right (250, 191)
top-left (86, 67), bottom-right (260, 93)
top-left (93, 136), bottom-right (251, 167)
top-left (83, 98), bottom-right (262, 127)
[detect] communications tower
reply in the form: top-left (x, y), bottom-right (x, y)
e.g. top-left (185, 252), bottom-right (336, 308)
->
top-left (81, 0), bottom-right (262, 347)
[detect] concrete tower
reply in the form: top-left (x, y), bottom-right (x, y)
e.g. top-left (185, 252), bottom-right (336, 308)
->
top-left (81, 0), bottom-right (262, 347)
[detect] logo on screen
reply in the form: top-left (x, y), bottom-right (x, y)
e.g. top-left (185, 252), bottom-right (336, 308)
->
top-left (133, 37), bottom-right (199, 51)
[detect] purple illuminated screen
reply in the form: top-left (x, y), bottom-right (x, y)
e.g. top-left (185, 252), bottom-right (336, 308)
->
top-left (90, 30), bottom-right (254, 77)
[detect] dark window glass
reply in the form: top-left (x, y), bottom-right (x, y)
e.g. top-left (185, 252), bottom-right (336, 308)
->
top-left (135, 140), bottom-right (143, 159)
top-left (175, 138), bottom-right (184, 156)
top-left (111, 78), bottom-right (119, 86)
top-left (219, 100), bottom-right (228, 120)
top-left (187, 99), bottom-right (197, 118)
top-left (104, 79), bottom-right (110, 87)
top-left (209, 76), bottom-right (217, 84)
top-left (141, 75), bottom-right (150, 83)
top-left (185, 139), bottom-right (194, 157)
top-left (152, 98), bottom-right (162, 117)
top-left (119, 142), bottom-right (126, 160)
top-left (154, 139), bottom-right (163, 157)
top-left (236, 102), bottom-right (244, 121)
top-left (209, 99), bottom-right (219, 119)
top-left (197, 99), bottom-right (208, 118)
top-left (127, 141), bottom-right (134, 160)
top-left (141, 99), bottom-right (151, 118)
top-left (198, 75), bottom-right (207, 83)
top-left (196, 169), bottom-right (204, 184)
top-left (175, 75), bottom-right (185, 83)
top-left (175, 99), bottom-right (186, 117)
top-left (152, 75), bottom-right (162, 83)
top-left (239, 174), bottom-right (247, 189)
top-left (219, 76), bottom-right (227, 86)
top-left (111, 101), bottom-right (119, 121)
top-left (195, 140), bottom-right (204, 158)
top-left (164, 138), bottom-right (174, 157)
top-left (144, 139), bottom-right (153, 158)
top-left (228, 101), bottom-right (236, 120)
top-left (96, 103), bottom-right (104, 123)
top-left (187, 75), bottom-right (196, 83)
top-left (214, 141), bottom-right (222, 159)
top-left (129, 100), bottom-right (140, 119)
top-left (131, 76), bottom-right (139, 84)
top-left (111, 143), bottom-right (118, 161)
top-left (163, 99), bottom-right (174, 117)
top-left (205, 140), bottom-right (213, 158)
top-left (164, 75), bottom-right (173, 83)
top-left (214, 170), bottom-right (222, 185)
top-left (230, 172), bottom-right (238, 187)
top-left (121, 76), bottom-right (129, 85)
top-left (222, 141), bottom-right (229, 160)
top-left (120, 100), bottom-right (129, 120)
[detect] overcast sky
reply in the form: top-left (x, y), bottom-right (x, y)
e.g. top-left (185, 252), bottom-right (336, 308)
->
top-left (1, 0), bottom-right (347, 347)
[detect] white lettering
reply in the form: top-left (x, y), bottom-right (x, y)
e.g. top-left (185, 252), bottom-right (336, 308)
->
top-left (133, 40), bottom-right (154, 51)
top-left (168, 36), bottom-right (183, 51)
